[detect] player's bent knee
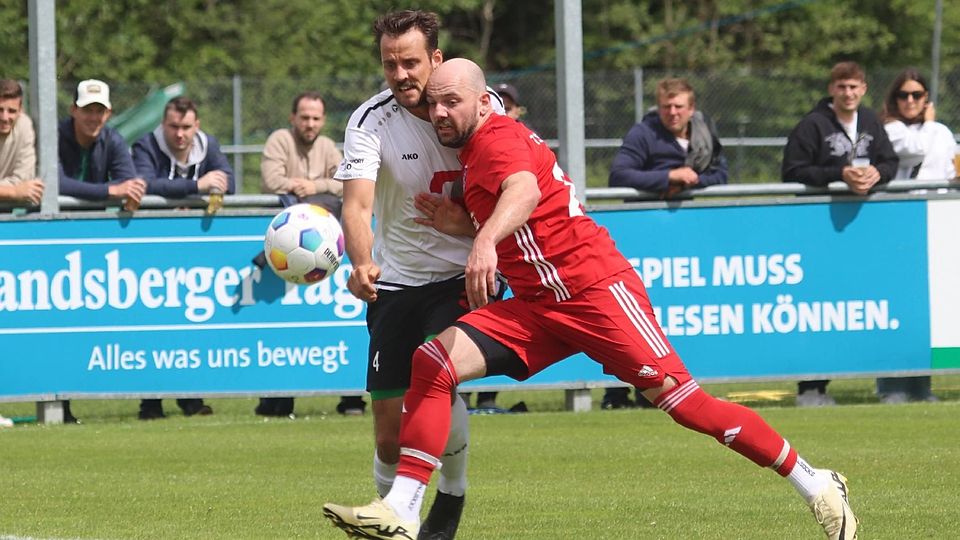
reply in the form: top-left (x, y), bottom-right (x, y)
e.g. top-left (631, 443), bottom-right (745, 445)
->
top-left (658, 382), bottom-right (727, 441)
top-left (640, 374), bottom-right (680, 403)
top-left (410, 341), bottom-right (459, 393)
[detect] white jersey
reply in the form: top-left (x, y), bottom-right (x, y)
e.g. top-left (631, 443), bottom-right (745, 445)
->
top-left (336, 88), bottom-right (505, 288)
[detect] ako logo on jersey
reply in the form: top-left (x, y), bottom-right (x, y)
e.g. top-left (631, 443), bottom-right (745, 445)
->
top-left (401, 153), bottom-right (419, 160)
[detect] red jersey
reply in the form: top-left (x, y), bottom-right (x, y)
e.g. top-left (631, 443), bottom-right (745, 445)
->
top-left (460, 114), bottom-right (632, 302)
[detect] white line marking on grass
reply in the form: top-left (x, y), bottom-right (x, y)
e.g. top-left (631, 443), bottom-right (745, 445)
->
top-left (2, 535), bottom-right (113, 540)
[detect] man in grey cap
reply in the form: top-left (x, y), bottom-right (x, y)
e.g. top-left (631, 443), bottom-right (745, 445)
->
top-left (493, 82), bottom-right (525, 122)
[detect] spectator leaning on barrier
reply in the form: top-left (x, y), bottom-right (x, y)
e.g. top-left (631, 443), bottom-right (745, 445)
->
top-left (0, 79), bottom-right (43, 206)
top-left (609, 77), bottom-right (728, 199)
top-left (460, 82), bottom-right (511, 413)
top-left (58, 79), bottom-right (147, 208)
top-left (881, 68), bottom-right (956, 183)
top-left (782, 61), bottom-right (898, 195)
top-left (257, 90), bottom-right (365, 418)
top-left (874, 68), bottom-right (955, 404)
top-left (132, 96), bottom-right (234, 200)
top-left (261, 91), bottom-right (343, 210)
top-left (604, 77), bottom-right (728, 409)
top-left (57, 79), bottom-right (149, 424)
top-left (781, 61), bottom-right (898, 407)
top-left (129, 96), bottom-right (230, 420)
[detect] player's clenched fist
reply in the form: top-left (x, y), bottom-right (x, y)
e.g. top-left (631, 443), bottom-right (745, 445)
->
top-left (348, 262), bottom-right (381, 302)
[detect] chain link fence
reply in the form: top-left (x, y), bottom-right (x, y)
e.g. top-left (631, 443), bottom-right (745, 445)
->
top-left (63, 66), bottom-right (960, 193)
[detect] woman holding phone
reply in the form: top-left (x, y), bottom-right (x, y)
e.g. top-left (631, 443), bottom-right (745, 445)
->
top-left (881, 68), bottom-right (956, 181)
top-left (878, 68), bottom-right (954, 403)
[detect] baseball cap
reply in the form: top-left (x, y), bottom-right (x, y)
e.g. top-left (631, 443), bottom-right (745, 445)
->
top-left (75, 79), bottom-right (112, 109)
top-left (494, 83), bottom-right (520, 104)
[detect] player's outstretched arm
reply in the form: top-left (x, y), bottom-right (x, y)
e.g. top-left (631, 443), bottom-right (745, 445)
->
top-left (341, 178), bottom-right (380, 302)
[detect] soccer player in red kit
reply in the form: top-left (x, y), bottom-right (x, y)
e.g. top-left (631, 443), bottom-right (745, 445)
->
top-left (324, 58), bottom-right (858, 540)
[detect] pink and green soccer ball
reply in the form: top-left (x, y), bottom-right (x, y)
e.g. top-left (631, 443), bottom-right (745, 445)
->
top-left (264, 203), bottom-right (344, 284)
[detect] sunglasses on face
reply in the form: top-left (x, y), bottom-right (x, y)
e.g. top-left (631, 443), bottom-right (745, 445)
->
top-left (896, 90), bottom-right (926, 101)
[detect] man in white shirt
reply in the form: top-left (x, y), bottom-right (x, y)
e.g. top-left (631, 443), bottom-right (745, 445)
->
top-left (332, 10), bottom-right (503, 539)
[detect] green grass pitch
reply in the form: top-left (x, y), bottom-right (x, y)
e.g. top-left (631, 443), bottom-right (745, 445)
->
top-left (1, 379), bottom-right (958, 539)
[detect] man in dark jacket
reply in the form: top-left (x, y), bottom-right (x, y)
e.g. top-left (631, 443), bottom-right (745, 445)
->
top-left (132, 96), bottom-right (234, 199)
top-left (609, 77), bottom-right (728, 199)
top-left (58, 79), bottom-right (147, 206)
top-left (782, 61), bottom-right (899, 407)
top-left (782, 61), bottom-right (898, 195)
top-left (130, 97), bottom-right (230, 420)
top-left (57, 79), bottom-right (148, 423)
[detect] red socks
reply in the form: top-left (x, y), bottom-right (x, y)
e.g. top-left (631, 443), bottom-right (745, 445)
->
top-left (396, 346), bottom-right (799, 483)
top-left (396, 340), bottom-right (459, 484)
top-left (656, 380), bottom-right (795, 472)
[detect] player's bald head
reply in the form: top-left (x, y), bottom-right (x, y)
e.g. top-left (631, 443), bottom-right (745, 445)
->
top-left (426, 58), bottom-right (493, 149)
top-left (429, 58), bottom-right (487, 96)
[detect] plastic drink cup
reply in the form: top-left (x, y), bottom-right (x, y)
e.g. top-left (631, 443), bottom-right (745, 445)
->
top-left (206, 189), bottom-right (224, 214)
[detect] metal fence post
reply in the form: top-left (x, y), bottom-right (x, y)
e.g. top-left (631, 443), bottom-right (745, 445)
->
top-left (634, 67), bottom-right (644, 124)
top-left (555, 0), bottom-right (586, 197)
top-left (931, 0), bottom-right (943, 103)
top-left (232, 74), bottom-right (243, 192)
top-left (28, 0), bottom-right (58, 216)
top-left (735, 115), bottom-right (750, 180)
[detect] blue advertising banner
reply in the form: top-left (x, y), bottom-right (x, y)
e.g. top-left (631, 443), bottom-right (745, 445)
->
top-left (0, 215), bottom-right (368, 397)
top-left (592, 200), bottom-right (930, 380)
top-left (468, 200), bottom-right (931, 389)
top-left (0, 199), bottom-right (933, 399)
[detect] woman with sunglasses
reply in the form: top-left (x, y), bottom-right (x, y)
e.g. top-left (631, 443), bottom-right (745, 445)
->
top-left (881, 68), bottom-right (957, 182)
top-left (877, 68), bottom-right (953, 404)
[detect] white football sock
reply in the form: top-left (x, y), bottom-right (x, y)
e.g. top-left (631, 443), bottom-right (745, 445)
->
top-left (437, 393), bottom-right (469, 497)
top-left (373, 451), bottom-right (398, 498)
top-left (787, 455), bottom-right (829, 502)
top-left (384, 475), bottom-right (427, 523)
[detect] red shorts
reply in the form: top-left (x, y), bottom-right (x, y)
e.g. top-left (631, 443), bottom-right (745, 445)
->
top-left (459, 268), bottom-right (691, 389)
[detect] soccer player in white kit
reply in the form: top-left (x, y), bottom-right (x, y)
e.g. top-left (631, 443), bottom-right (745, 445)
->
top-left (332, 10), bottom-right (504, 540)
top-left (326, 58), bottom-right (858, 540)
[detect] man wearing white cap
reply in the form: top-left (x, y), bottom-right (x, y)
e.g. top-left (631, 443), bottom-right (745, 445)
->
top-left (55, 79), bottom-right (147, 423)
top-left (58, 79), bottom-right (146, 206)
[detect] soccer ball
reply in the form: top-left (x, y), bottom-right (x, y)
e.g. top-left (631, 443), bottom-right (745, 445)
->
top-left (264, 203), bottom-right (344, 284)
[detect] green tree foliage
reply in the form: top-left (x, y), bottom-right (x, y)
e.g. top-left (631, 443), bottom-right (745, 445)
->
top-left (1, 0), bottom-right (494, 81)
top-left (3, 0), bottom-right (958, 189)
top-left (2, 1), bottom-right (957, 84)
